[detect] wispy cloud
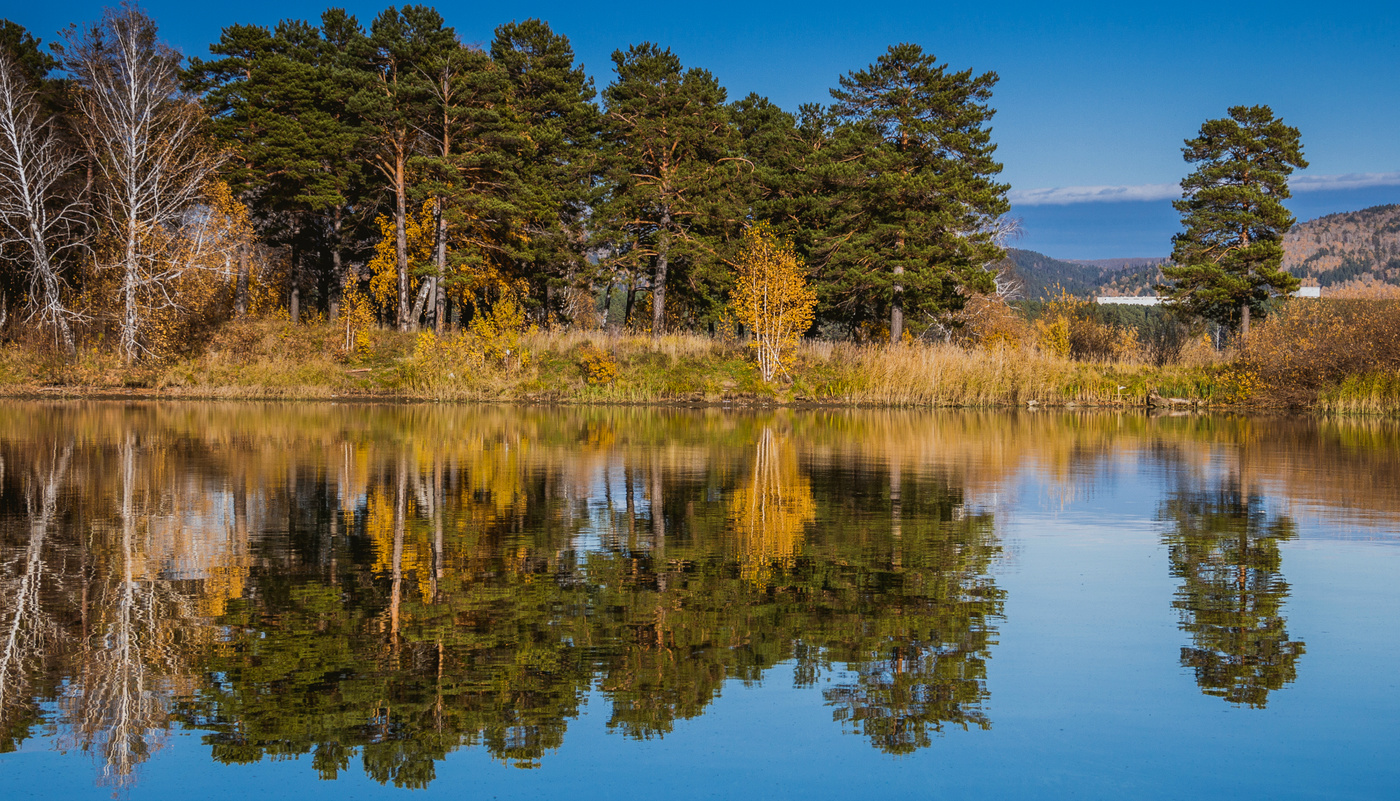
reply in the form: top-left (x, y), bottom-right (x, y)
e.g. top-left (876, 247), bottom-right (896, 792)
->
top-left (1009, 183), bottom-right (1181, 206)
top-left (1011, 172), bottom-right (1400, 206)
top-left (1290, 171), bottom-right (1400, 193)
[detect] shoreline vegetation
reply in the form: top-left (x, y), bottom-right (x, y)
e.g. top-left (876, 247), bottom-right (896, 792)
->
top-left (2, 297), bottom-right (1396, 415)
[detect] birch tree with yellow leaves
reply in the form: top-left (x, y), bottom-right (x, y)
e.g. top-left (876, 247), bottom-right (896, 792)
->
top-left (731, 225), bottom-right (817, 382)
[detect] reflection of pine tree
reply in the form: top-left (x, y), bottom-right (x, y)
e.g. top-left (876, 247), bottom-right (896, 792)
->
top-left (815, 464), bottom-right (1002, 753)
top-left (1161, 483), bottom-right (1305, 708)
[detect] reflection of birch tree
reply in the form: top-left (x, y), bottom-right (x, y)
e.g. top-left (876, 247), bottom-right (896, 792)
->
top-left (61, 434), bottom-right (199, 788)
top-left (0, 445), bottom-right (70, 746)
top-left (728, 426), bottom-right (815, 586)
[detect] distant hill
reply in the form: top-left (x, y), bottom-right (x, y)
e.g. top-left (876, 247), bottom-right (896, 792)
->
top-left (1283, 204), bottom-right (1400, 287)
top-left (1065, 257), bottom-right (1166, 272)
top-left (994, 248), bottom-right (1167, 300)
top-left (1095, 263), bottom-right (1164, 296)
top-left (994, 249), bottom-right (1109, 300)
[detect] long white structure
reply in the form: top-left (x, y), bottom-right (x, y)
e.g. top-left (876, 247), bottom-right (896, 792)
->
top-left (1096, 286), bottom-right (1322, 306)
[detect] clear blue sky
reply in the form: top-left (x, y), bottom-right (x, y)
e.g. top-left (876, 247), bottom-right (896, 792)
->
top-left (8, 0), bottom-right (1399, 258)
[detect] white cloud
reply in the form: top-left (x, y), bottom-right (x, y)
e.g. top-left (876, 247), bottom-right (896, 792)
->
top-left (1009, 183), bottom-right (1181, 206)
top-left (1289, 171), bottom-right (1400, 193)
top-left (1011, 172), bottom-right (1400, 206)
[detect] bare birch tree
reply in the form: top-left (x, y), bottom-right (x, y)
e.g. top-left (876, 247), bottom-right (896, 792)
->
top-left (58, 6), bottom-right (220, 362)
top-left (0, 51), bottom-right (84, 353)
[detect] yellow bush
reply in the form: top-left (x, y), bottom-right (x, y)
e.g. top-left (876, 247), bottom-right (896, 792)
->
top-left (577, 343), bottom-right (618, 385)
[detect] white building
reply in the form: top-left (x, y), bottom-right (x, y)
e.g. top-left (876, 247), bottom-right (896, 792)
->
top-left (1096, 286), bottom-right (1321, 306)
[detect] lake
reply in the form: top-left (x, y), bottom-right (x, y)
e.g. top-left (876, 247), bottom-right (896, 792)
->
top-left (0, 402), bottom-right (1396, 799)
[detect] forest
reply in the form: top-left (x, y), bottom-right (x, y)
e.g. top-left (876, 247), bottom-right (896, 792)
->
top-left (0, 4), bottom-right (1010, 362)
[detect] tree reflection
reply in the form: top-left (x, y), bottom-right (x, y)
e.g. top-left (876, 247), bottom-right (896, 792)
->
top-left (0, 404), bottom-right (1007, 789)
top-left (1160, 480), bottom-right (1305, 707)
top-left (812, 462), bottom-right (1002, 753)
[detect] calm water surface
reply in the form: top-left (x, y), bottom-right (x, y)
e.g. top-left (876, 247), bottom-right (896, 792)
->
top-left (0, 402), bottom-right (1396, 799)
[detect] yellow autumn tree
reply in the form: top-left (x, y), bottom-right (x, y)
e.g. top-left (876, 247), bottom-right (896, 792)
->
top-left (731, 225), bottom-right (817, 381)
top-left (368, 202), bottom-right (436, 316)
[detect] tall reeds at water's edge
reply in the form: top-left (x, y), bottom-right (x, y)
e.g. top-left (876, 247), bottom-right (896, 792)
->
top-left (5, 301), bottom-right (1400, 413)
top-left (0, 319), bottom-right (1229, 407)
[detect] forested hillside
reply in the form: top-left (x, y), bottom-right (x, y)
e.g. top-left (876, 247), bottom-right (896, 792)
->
top-left (995, 248), bottom-right (1167, 299)
top-left (1282, 204), bottom-right (1400, 288)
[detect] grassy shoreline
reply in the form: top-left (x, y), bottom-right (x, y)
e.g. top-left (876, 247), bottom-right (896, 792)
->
top-left (0, 317), bottom-right (1266, 410)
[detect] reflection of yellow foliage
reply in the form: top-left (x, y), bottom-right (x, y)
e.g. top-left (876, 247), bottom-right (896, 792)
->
top-left (728, 427), bottom-right (816, 586)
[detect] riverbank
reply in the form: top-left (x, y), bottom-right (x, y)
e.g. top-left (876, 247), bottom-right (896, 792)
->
top-left (0, 317), bottom-right (1258, 409)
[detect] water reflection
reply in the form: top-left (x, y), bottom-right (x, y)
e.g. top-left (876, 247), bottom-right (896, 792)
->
top-left (1160, 478), bottom-right (1305, 707)
top-left (0, 404), bottom-right (1394, 789)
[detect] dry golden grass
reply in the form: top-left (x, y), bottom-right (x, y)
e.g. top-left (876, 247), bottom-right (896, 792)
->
top-left (0, 311), bottom-right (1378, 412)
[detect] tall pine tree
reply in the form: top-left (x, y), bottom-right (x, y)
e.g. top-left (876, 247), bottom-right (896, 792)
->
top-left (1162, 105), bottom-right (1306, 335)
top-left (490, 20), bottom-right (600, 325)
top-left (601, 43), bottom-right (742, 334)
top-left (825, 44), bottom-right (1008, 342)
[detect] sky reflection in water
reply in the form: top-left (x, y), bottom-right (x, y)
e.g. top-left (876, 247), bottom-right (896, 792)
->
top-left (0, 403), bottom-right (1396, 799)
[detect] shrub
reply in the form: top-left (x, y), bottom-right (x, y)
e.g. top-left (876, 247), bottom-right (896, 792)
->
top-left (577, 343), bottom-right (618, 385)
top-left (1240, 298), bottom-right (1400, 404)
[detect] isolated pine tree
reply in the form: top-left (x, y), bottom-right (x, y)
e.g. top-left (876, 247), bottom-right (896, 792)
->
top-left (1162, 105), bottom-right (1306, 334)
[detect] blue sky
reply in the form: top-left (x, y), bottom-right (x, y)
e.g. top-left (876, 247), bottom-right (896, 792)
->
top-left (8, 0), bottom-right (1399, 258)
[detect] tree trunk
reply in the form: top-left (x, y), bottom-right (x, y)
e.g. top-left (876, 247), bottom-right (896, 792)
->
top-left (409, 278), bottom-right (433, 325)
top-left (234, 244), bottom-right (249, 318)
top-left (433, 197), bottom-right (447, 333)
top-left (1240, 303), bottom-right (1250, 337)
top-left (328, 207), bottom-right (344, 322)
top-left (625, 280), bottom-right (637, 329)
top-left (394, 151), bottom-right (411, 332)
top-left (289, 237), bottom-right (300, 325)
top-left (890, 237), bottom-right (905, 344)
top-left (653, 210), bottom-right (671, 337)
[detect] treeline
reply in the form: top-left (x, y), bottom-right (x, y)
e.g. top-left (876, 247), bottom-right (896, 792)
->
top-left (0, 4), bottom-right (1013, 362)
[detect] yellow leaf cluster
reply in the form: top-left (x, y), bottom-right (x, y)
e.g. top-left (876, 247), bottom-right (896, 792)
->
top-left (367, 203), bottom-right (436, 312)
top-left (577, 343), bottom-right (618, 385)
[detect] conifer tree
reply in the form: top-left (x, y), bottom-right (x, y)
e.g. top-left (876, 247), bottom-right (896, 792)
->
top-left (410, 41), bottom-right (526, 329)
top-left (825, 44), bottom-right (1008, 342)
top-left (353, 5), bottom-right (455, 330)
top-left (490, 20), bottom-right (600, 323)
top-left (1162, 105), bottom-right (1306, 334)
top-left (189, 11), bottom-right (371, 320)
top-left (601, 43), bottom-right (742, 334)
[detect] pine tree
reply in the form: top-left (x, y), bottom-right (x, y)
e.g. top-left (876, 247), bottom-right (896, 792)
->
top-left (410, 41), bottom-right (528, 330)
top-left (490, 19), bottom-right (600, 324)
top-left (352, 5), bottom-right (455, 331)
top-left (600, 43), bottom-right (743, 334)
top-left (1163, 106), bottom-right (1306, 335)
top-left (825, 43), bottom-right (1009, 342)
top-left (188, 11), bottom-right (371, 320)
